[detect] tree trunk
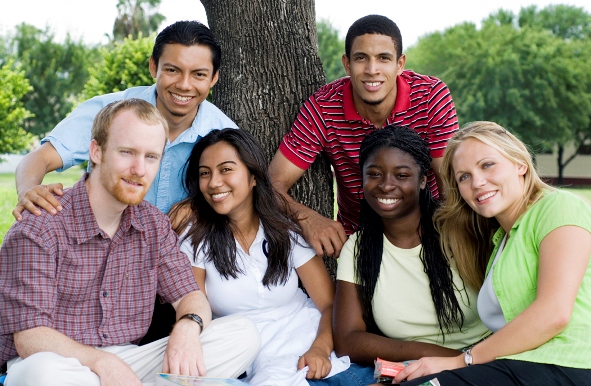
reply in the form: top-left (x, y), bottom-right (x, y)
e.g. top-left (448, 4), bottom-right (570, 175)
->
top-left (557, 145), bottom-right (564, 186)
top-left (201, 0), bottom-right (336, 278)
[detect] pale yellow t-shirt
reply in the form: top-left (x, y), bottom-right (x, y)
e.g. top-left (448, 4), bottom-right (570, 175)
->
top-left (337, 233), bottom-right (489, 349)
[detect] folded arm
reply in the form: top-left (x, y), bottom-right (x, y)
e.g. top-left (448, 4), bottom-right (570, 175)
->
top-left (14, 326), bottom-right (141, 385)
top-left (333, 280), bottom-right (460, 367)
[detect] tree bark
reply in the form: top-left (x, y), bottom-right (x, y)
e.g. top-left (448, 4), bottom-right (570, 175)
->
top-left (201, 0), bottom-right (336, 278)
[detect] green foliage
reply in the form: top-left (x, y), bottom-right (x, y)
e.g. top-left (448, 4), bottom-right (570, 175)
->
top-left (81, 35), bottom-right (155, 100)
top-left (0, 61), bottom-right (34, 154)
top-left (518, 4), bottom-right (591, 40)
top-left (2, 23), bottom-right (99, 138)
top-left (113, 0), bottom-right (165, 41)
top-left (406, 5), bottom-right (591, 178)
top-left (317, 19), bottom-right (346, 82)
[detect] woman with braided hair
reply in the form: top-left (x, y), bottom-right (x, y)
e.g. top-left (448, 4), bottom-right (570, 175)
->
top-left (331, 125), bottom-right (489, 383)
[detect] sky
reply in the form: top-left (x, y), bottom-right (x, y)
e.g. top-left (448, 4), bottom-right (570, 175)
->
top-left (1, 0), bottom-right (590, 49)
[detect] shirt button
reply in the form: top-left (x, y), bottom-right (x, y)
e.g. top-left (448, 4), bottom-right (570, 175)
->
top-left (103, 291), bottom-right (108, 297)
top-left (103, 333), bottom-right (108, 339)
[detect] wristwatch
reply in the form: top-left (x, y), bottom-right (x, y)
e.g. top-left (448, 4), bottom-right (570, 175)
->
top-left (464, 348), bottom-right (473, 366)
top-left (179, 313), bottom-right (203, 332)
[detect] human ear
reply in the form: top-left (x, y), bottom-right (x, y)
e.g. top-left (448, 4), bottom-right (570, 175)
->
top-left (149, 56), bottom-right (158, 79)
top-left (89, 139), bottom-right (102, 166)
top-left (342, 54), bottom-right (351, 76)
top-left (517, 163), bottom-right (528, 176)
top-left (397, 53), bottom-right (406, 75)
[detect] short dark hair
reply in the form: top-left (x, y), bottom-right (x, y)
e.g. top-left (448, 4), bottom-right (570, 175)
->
top-left (345, 15), bottom-right (403, 59)
top-left (151, 21), bottom-right (221, 75)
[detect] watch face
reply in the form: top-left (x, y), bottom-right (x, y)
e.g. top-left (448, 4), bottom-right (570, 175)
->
top-left (185, 313), bottom-right (203, 328)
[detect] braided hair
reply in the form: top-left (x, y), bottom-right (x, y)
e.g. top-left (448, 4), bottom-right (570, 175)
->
top-left (355, 125), bottom-right (465, 338)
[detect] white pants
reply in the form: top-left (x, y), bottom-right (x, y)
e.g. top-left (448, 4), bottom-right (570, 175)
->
top-left (5, 315), bottom-right (260, 386)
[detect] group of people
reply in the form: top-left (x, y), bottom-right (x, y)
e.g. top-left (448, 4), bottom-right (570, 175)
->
top-left (1, 12), bottom-right (590, 386)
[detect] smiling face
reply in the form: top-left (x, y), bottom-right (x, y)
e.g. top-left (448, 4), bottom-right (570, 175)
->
top-left (149, 43), bottom-right (219, 132)
top-left (363, 147), bottom-right (426, 225)
top-left (452, 138), bottom-right (528, 231)
top-left (343, 33), bottom-right (405, 110)
top-left (90, 109), bottom-right (166, 207)
top-left (198, 141), bottom-right (256, 222)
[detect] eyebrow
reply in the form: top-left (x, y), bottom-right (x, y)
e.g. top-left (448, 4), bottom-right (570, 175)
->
top-left (352, 51), bottom-right (394, 57)
top-left (162, 62), bottom-right (211, 73)
top-left (199, 160), bottom-right (237, 168)
top-left (365, 164), bottom-right (411, 170)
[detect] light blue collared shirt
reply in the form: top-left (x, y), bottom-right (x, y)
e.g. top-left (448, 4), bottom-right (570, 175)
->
top-left (42, 85), bottom-right (238, 213)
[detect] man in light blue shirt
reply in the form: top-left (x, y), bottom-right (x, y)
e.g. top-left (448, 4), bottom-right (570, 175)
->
top-left (14, 20), bottom-right (237, 218)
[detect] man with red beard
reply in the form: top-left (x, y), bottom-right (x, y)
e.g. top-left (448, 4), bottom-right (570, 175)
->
top-left (0, 99), bottom-right (259, 385)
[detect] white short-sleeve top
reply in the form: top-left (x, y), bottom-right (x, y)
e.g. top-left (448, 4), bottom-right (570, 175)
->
top-left (180, 223), bottom-right (315, 319)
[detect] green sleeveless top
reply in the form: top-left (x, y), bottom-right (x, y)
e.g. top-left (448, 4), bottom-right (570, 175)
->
top-left (487, 190), bottom-right (591, 368)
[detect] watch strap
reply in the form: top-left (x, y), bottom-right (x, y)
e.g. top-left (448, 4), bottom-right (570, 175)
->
top-left (179, 313), bottom-right (203, 331)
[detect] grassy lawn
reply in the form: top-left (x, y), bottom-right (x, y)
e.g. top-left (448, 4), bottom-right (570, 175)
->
top-left (562, 186), bottom-right (591, 202)
top-left (0, 168), bottom-right (84, 244)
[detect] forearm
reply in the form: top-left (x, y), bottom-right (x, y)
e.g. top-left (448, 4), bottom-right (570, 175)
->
top-left (470, 300), bottom-right (567, 364)
top-left (310, 306), bottom-right (334, 356)
top-left (14, 327), bottom-right (115, 374)
top-left (15, 143), bottom-right (63, 199)
top-left (335, 330), bottom-right (460, 366)
top-left (172, 291), bottom-right (212, 329)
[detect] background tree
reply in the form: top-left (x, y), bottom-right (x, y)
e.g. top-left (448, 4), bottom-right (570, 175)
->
top-left (81, 35), bottom-right (154, 100)
top-left (317, 19), bottom-right (346, 82)
top-left (3, 23), bottom-right (98, 138)
top-left (517, 5), bottom-right (591, 183)
top-left (200, 0), bottom-right (336, 277)
top-left (112, 0), bottom-right (165, 41)
top-left (0, 61), bottom-right (33, 154)
top-left (406, 5), bottom-right (591, 184)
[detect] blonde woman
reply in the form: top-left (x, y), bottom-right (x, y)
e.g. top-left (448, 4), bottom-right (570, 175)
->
top-left (395, 122), bottom-right (591, 385)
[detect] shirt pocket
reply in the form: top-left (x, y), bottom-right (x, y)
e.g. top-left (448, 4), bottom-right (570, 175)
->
top-left (56, 245), bottom-right (104, 304)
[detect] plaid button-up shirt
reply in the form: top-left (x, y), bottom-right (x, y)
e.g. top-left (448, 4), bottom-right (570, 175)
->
top-left (0, 174), bottom-right (199, 364)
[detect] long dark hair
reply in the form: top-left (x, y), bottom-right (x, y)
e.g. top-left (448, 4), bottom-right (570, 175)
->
top-left (171, 128), bottom-right (301, 287)
top-left (355, 125), bottom-right (465, 338)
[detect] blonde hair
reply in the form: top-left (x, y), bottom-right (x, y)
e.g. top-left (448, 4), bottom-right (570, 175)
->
top-left (434, 121), bottom-right (552, 290)
top-left (90, 98), bottom-right (169, 167)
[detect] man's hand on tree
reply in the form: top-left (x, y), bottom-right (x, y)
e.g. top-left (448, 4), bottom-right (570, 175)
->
top-left (299, 208), bottom-right (347, 259)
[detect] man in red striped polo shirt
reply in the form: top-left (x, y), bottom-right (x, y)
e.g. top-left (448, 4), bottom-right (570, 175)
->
top-left (269, 14), bottom-right (459, 258)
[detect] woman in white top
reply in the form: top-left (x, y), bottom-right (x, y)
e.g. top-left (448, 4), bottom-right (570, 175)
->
top-left (169, 129), bottom-right (349, 386)
top-left (333, 126), bottom-right (489, 384)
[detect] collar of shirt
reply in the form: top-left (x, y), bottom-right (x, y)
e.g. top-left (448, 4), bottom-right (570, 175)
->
top-left (342, 72), bottom-right (411, 123)
top-left (235, 222), bottom-right (265, 256)
top-left (63, 173), bottom-right (147, 244)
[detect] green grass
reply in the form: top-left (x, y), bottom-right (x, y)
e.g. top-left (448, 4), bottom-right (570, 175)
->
top-left (562, 186), bottom-right (591, 203)
top-left (0, 168), bottom-right (84, 244)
